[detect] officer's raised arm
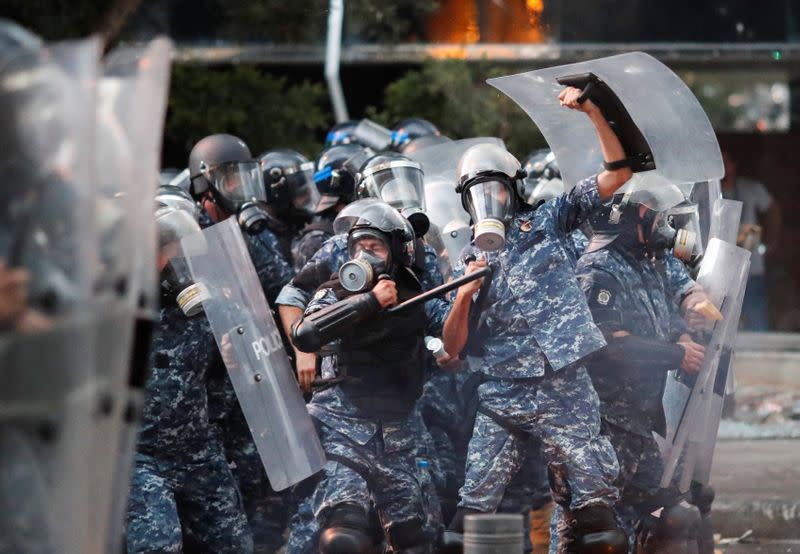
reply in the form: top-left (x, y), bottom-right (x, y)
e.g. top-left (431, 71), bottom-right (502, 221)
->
top-left (559, 86), bottom-right (632, 199)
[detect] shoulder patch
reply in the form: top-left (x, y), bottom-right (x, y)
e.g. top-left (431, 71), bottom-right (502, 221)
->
top-left (597, 289), bottom-right (612, 306)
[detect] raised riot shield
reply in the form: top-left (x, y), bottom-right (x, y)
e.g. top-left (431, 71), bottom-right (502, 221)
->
top-left (659, 239), bottom-right (750, 492)
top-left (0, 33), bottom-right (100, 553)
top-left (691, 179), bottom-right (722, 250)
top-left (708, 198), bottom-right (743, 246)
top-left (487, 52), bottom-right (723, 191)
top-left (182, 217), bottom-right (326, 490)
top-left (99, 38), bottom-right (173, 554)
top-left (407, 138), bottom-right (504, 276)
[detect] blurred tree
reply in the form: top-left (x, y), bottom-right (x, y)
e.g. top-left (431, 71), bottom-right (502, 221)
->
top-left (221, 0), bottom-right (438, 44)
top-left (3, 0), bottom-right (143, 49)
top-left (163, 64), bottom-right (330, 166)
top-left (366, 58), bottom-right (546, 158)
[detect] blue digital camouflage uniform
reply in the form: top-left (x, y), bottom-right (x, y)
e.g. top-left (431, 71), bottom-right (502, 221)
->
top-left (205, 223), bottom-right (296, 553)
top-left (452, 176), bottom-right (620, 552)
top-left (290, 219), bottom-right (335, 274)
top-left (126, 300), bottom-right (253, 554)
top-left (572, 228), bottom-right (697, 307)
top-left (276, 234), bottom-right (450, 331)
top-left (287, 284), bottom-right (444, 553)
top-left (576, 242), bottom-right (689, 550)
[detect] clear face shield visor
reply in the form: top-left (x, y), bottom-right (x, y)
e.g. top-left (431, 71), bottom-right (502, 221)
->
top-left (360, 161), bottom-right (426, 212)
top-left (202, 161), bottom-right (266, 208)
top-left (285, 161), bottom-right (320, 215)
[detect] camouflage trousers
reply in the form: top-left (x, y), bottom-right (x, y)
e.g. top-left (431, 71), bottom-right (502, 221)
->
top-left (126, 450), bottom-right (253, 553)
top-left (460, 365), bottom-right (619, 552)
top-left (223, 407), bottom-right (290, 553)
top-left (460, 365), bottom-right (619, 512)
top-left (286, 419), bottom-right (441, 553)
top-left (603, 420), bottom-right (665, 552)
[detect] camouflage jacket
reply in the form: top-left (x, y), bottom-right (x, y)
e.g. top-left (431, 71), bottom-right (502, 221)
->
top-left (277, 233), bottom-right (450, 335)
top-left (137, 299), bottom-right (221, 461)
top-left (576, 244), bottom-right (688, 436)
top-left (453, 175), bottom-right (607, 378)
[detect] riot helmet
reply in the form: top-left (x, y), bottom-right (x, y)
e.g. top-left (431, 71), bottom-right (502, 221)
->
top-left (521, 149), bottom-right (564, 207)
top-left (156, 205), bottom-right (209, 315)
top-left (391, 118), bottom-right (440, 151)
top-left (399, 133), bottom-right (452, 155)
top-left (455, 143), bottom-right (526, 252)
top-left (334, 199), bottom-right (417, 292)
top-left (587, 181), bottom-right (698, 261)
top-left (325, 120), bottom-right (360, 147)
top-left (188, 133), bottom-right (268, 234)
top-left (313, 143), bottom-right (372, 214)
top-left (155, 185), bottom-right (199, 220)
top-left (259, 148), bottom-right (319, 223)
top-left (356, 152), bottom-right (429, 236)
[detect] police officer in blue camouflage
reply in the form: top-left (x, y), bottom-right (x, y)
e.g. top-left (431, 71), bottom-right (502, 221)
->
top-left (188, 134), bottom-right (296, 552)
top-left (126, 206), bottom-right (252, 554)
top-left (574, 183), bottom-right (708, 551)
top-left (440, 86), bottom-right (634, 553)
top-left (259, 149), bottom-right (320, 261)
top-left (290, 143), bottom-right (371, 273)
top-left (288, 202), bottom-right (478, 553)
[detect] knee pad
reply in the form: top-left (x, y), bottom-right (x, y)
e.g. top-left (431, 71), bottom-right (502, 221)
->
top-left (388, 518), bottom-right (427, 551)
top-left (319, 504), bottom-right (373, 554)
top-left (655, 502), bottom-right (702, 540)
top-left (570, 504), bottom-right (628, 554)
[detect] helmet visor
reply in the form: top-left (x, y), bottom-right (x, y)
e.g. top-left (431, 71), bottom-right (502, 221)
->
top-left (361, 161), bottom-right (426, 211)
top-left (203, 161), bottom-right (265, 206)
top-left (288, 161), bottom-right (320, 214)
top-left (464, 179), bottom-right (513, 224)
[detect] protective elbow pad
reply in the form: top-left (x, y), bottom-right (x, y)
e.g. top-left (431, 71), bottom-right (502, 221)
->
top-left (570, 504), bottom-right (628, 554)
top-left (319, 504), bottom-right (374, 554)
top-left (603, 335), bottom-right (685, 373)
top-left (292, 292), bottom-right (380, 352)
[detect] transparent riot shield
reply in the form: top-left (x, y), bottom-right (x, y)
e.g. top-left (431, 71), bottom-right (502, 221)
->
top-left (182, 218), bottom-right (326, 490)
top-left (691, 179), bottom-right (722, 249)
top-left (408, 138), bottom-right (504, 275)
top-left (487, 52), bottom-right (723, 190)
top-left (659, 239), bottom-right (750, 492)
top-left (98, 38), bottom-right (173, 554)
top-left (708, 198), bottom-right (743, 246)
top-left (0, 34), bottom-right (100, 554)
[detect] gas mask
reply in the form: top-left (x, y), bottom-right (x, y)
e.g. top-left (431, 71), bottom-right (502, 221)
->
top-left (156, 207), bottom-right (209, 315)
top-left (160, 255), bottom-right (208, 316)
top-left (338, 249), bottom-right (389, 293)
top-left (641, 210), bottom-right (697, 261)
top-left (459, 178), bottom-right (516, 252)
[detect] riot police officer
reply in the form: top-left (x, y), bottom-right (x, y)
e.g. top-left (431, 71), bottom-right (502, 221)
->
top-left (126, 206), bottom-right (252, 553)
top-left (575, 184), bottom-right (707, 551)
top-left (189, 134), bottom-right (295, 552)
top-left (441, 87), bottom-right (633, 553)
top-left (288, 202), bottom-right (480, 553)
top-left (290, 143), bottom-right (372, 273)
